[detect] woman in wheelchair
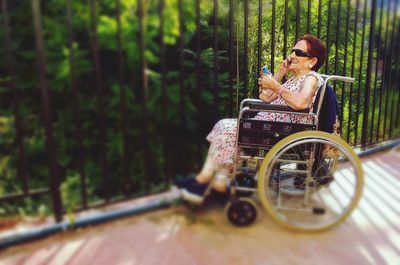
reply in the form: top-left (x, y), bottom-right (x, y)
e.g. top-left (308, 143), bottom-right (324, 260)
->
top-left (175, 34), bottom-right (328, 204)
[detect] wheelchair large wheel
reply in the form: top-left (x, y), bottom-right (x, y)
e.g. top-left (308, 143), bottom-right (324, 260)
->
top-left (258, 131), bottom-right (363, 232)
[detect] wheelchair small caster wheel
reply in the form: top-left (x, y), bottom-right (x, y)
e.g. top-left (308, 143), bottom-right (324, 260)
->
top-left (235, 173), bottom-right (256, 197)
top-left (225, 198), bottom-right (257, 227)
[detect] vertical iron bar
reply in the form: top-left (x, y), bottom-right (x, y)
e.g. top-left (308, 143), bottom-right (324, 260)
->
top-left (325, 0), bottom-right (333, 74)
top-left (377, 0), bottom-right (391, 141)
top-left (195, 0), bottom-right (204, 168)
top-left (89, 0), bottom-right (109, 201)
top-left (137, 0), bottom-right (152, 193)
top-left (395, 20), bottom-right (400, 129)
top-left (317, 0), bottom-right (322, 38)
top-left (361, 0), bottom-right (377, 149)
top-left (255, 0), bottom-right (262, 99)
top-left (370, 0), bottom-right (384, 144)
top-left (243, 0), bottom-right (248, 98)
top-left (334, 0), bottom-right (342, 66)
top-left (295, 0), bottom-right (300, 41)
top-left (66, 0), bottom-right (88, 208)
top-left (178, 0), bottom-right (185, 123)
top-left (271, 0), bottom-right (275, 72)
top-left (388, 0), bottom-right (398, 139)
top-left (159, 0), bottom-right (170, 184)
top-left (228, 0), bottom-right (233, 116)
top-left (354, 0), bottom-right (368, 146)
top-left (382, 0), bottom-right (393, 140)
top-left (115, 0), bottom-right (131, 194)
top-left (342, 0), bottom-right (351, 141)
top-left (213, 0), bottom-right (219, 118)
top-left (1, 0), bottom-right (29, 194)
top-left (307, 0), bottom-right (311, 34)
top-left (197, 0), bottom-right (202, 114)
top-left (347, 0), bottom-right (360, 144)
top-left (236, 13), bottom-right (239, 112)
top-left (32, 0), bottom-right (63, 222)
top-left (283, 0), bottom-right (288, 60)
top-left (334, 0), bottom-right (342, 127)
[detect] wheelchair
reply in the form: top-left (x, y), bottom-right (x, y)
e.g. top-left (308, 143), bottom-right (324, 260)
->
top-left (190, 75), bottom-right (364, 232)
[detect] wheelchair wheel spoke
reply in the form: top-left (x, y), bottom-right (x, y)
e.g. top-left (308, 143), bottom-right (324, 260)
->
top-left (258, 131), bottom-right (363, 232)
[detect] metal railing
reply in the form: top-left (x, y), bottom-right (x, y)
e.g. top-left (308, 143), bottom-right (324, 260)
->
top-left (0, 0), bottom-right (399, 222)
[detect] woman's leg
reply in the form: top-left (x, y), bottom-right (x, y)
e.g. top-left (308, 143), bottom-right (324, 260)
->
top-left (180, 118), bottom-right (237, 202)
top-left (199, 118), bottom-right (237, 189)
top-left (195, 155), bottom-right (216, 184)
top-left (212, 166), bottom-right (231, 192)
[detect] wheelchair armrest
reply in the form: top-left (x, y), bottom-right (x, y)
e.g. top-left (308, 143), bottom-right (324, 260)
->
top-left (240, 99), bottom-right (264, 110)
top-left (248, 102), bottom-right (309, 113)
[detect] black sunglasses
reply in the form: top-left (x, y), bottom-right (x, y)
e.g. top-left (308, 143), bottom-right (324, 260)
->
top-left (292, 48), bottom-right (313, 57)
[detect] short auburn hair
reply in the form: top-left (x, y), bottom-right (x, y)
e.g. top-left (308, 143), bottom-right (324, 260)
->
top-left (298, 34), bottom-right (327, 71)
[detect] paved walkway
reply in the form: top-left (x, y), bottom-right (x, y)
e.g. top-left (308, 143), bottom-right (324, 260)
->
top-left (0, 147), bottom-right (399, 265)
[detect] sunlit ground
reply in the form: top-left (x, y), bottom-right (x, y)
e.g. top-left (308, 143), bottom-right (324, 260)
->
top-left (0, 147), bottom-right (399, 265)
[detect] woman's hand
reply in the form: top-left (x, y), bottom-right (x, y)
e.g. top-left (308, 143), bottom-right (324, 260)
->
top-left (258, 75), bottom-right (279, 92)
top-left (278, 58), bottom-right (291, 73)
top-left (258, 76), bottom-right (282, 104)
top-left (273, 58), bottom-right (291, 81)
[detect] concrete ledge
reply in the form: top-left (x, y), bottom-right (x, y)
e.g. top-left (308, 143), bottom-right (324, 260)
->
top-left (0, 190), bottom-right (181, 250)
top-left (356, 138), bottom-right (400, 158)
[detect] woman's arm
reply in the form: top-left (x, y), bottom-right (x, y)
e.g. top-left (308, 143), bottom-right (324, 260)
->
top-left (259, 90), bottom-right (279, 103)
top-left (259, 75), bottom-right (319, 110)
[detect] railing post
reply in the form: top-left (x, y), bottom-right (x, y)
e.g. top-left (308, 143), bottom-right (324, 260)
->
top-left (159, 0), bottom-right (171, 185)
top-left (228, 0), bottom-right (233, 117)
top-left (115, 0), bottom-right (131, 195)
top-left (295, 0), bottom-right (300, 41)
top-left (1, 0), bottom-right (29, 194)
top-left (255, 0), bottom-right (262, 99)
top-left (369, 0), bottom-right (385, 144)
top-left (283, 0), bottom-right (288, 61)
top-left (137, 0), bottom-right (153, 193)
top-left (270, 0), bottom-right (275, 73)
top-left (32, 0), bottom-right (63, 222)
top-left (243, 0), bottom-right (248, 99)
top-left (354, 0), bottom-right (368, 146)
top-left (325, 0), bottom-right (333, 74)
top-left (213, 0), bottom-right (219, 119)
top-left (347, 0), bottom-right (361, 144)
top-left (178, 0), bottom-right (186, 124)
top-left (65, 0), bottom-right (88, 208)
top-left (361, 0), bottom-right (378, 149)
top-left (88, 0), bottom-right (109, 201)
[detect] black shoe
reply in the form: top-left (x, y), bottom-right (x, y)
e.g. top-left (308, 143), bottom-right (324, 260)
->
top-left (173, 176), bottom-right (197, 189)
top-left (181, 181), bottom-right (209, 204)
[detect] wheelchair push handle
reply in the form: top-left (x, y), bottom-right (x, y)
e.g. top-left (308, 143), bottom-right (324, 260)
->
top-left (320, 74), bottom-right (355, 84)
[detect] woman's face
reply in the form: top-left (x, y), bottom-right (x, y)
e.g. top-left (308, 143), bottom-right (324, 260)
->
top-left (287, 40), bottom-right (316, 72)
